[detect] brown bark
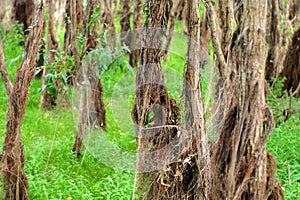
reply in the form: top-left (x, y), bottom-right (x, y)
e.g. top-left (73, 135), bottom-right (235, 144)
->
top-left (67, 0), bottom-right (81, 85)
top-left (208, 0), bottom-right (284, 199)
top-left (289, 0), bottom-right (300, 28)
top-left (1, 2), bottom-right (45, 199)
top-left (131, 0), bottom-right (182, 199)
top-left (41, 0), bottom-right (62, 110)
top-left (129, 0), bottom-right (143, 67)
top-left (82, 0), bottom-right (100, 56)
top-left (64, 0), bottom-right (71, 54)
top-left (181, 0), bottom-right (211, 198)
top-left (266, 0), bottom-right (286, 83)
top-left (120, 0), bottom-right (131, 47)
top-left (0, 0), bottom-right (9, 23)
top-left (73, 0), bottom-right (107, 157)
top-left (0, 38), bottom-right (13, 96)
top-left (11, 0), bottom-right (35, 34)
top-left (162, 0), bottom-right (180, 60)
top-left (279, 27), bottom-right (300, 98)
top-left (99, 0), bottom-right (117, 47)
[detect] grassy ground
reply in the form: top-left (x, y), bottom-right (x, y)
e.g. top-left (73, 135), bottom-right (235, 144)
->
top-left (0, 24), bottom-right (299, 200)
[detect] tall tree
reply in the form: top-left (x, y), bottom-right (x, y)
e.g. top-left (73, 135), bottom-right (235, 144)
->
top-left (41, 0), bottom-right (62, 110)
top-left (207, 0), bottom-right (284, 199)
top-left (131, 0), bottom-right (181, 198)
top-left (0, 2), bottom-right (45, 199)
top-left (73, 0), bottom-right (107, 158)
top-left (182, 0), bottom-right (211, 198)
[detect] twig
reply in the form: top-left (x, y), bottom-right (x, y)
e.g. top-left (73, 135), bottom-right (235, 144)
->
top-left (141, 125), bottom-right (180, 130)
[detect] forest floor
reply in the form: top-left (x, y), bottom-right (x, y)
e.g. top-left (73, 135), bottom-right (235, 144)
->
top-left (0, 25), bottom-right (299, 199)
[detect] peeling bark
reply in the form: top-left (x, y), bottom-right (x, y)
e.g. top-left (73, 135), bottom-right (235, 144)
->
top-left (129, 0), bottom-right (143, 67)
top-left (208, 0), bottom-right (284, 199)
top-left (1, 2), bottom-right (45, 199)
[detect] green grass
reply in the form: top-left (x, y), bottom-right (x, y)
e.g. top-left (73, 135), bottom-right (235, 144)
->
top-left (0, 23), bottom-right (299, 200)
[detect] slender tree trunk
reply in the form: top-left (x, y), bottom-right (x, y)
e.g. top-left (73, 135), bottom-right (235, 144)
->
top-left (182, 0), bottom-right (211, 198)
top-left (208, 0), bottom-right (284, 199)
top-left (41, 0), bottom-right (62, 110)
top-left (64, 0), bottom-right (71, 54)
top-left (120, 0), bottom-right (131, 47)
top-left (279, 27), bottom-right (300, 98)
top-left (0, 2), bottom-right (45, 199)
top-left (129, 0), bottom-right (143, 67)
top-left (266, 0), bottom-right (286, 83)
top-left (100, 0), bottom-right (117, 47)
top-left (73, 0), bottom-right (107, 157)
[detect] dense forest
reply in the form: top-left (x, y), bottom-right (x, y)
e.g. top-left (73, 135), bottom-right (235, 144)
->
top-left (0, 0), bottom-right (299, 199)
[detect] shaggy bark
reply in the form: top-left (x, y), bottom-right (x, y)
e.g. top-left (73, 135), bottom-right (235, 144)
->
top-left (162, 0), bottom-right (180, 60)
top-left (207, 0), bottom-right (234, 140)
top-left (129, 0), bottom-right (143, 67)
top-left (279, 27), bottom-right (300, 98)
top-left (0, 38), bottom-right (13, 96)
top-left (131, 0), bottom-right (183, 199)
top-left (1, 2), bottom-right (45, 199)
top-left (181, 0), bottom-right (211, 198)
top-left (208, 0), bottom-right (284, 199)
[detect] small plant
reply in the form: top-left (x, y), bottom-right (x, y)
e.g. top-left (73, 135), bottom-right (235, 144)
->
top-left (39, 50), bottom-right (75, 102)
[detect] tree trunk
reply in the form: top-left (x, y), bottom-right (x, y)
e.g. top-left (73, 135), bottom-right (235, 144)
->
top-left (131, 0), bottom-right (182, 199)
top-left (120, 0), bottom-right (131, 47)
top-left (100, 0), bottom-right (117, 47)
top-left (73, 0), bottom-right (107, 157)
top-left (11, 0), bottom-right (35, 34)
top-left (208, 0), bottom-right (284, 199)
top-left (289, 0), bottom-right (300, 29)
top-left (0, 2), bottom-right (45, 199)
top-left (41, 0), bottom-right (62, 110)
top-left (279, 27), bottom-right (300, 98)
top-left (181, 0), bottom-right (211, 198)
top-left (64, 0), bottom-right (71, 54)
top-left (129, 0), bottom-right (143, 67)
top-left (266, 0), bottom-right (286, 83)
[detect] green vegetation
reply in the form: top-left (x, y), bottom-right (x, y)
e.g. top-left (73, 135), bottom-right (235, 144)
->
top-left (0, 24), bottom-right (299, 199)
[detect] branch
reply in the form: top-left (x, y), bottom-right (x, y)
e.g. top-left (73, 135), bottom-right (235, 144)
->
top-left (204, 1), bottom-right (229, 81)
top-left (0, 37), bottom-right (13, 97)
